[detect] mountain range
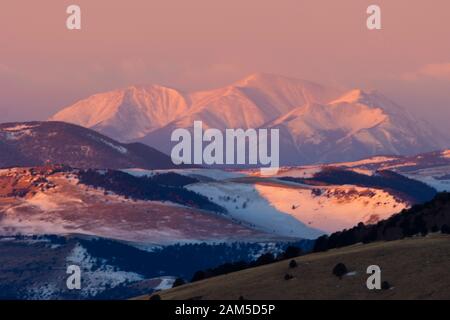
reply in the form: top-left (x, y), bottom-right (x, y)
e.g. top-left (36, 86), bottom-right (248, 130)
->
top-left (51, 73), bottom-right (448, 165)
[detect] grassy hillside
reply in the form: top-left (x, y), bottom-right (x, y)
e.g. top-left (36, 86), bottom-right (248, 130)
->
top-left (139, 234), bottom-right (450, 300)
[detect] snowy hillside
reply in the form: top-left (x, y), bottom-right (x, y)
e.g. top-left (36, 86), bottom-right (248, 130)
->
top-left (124, 153), bottom-right (448, 239)
top-left (124, 166), bottom-right (419, 239)
top-left (0, 167), bottom-right (271, 244)
top-left (1, 148), bottom-right (446, 244)
top-left (187, 179), bottom-right (406, 237)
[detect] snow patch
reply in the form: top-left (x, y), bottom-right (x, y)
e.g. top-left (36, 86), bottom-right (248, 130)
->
top-left (88, 134), bottom-right (128, 154)
top-left (187, 182), bottom-right (324, 239)
top-left (153, 277), bottom-right (176, 291)
top-left (253, 183), bottom-right (406, 233)
top-left (66, 244), bottom-right (143, 296)
top-left (2, 124), bottom-right (39, 132)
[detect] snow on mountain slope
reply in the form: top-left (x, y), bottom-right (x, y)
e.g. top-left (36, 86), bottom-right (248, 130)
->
top-left (401, 165), bottom-right (450, 192)
top-left (253, 183), bottom-right (406, 233)
top-left (0, 162), bottom-right (426, 242)
top-left (140, 74), bottom-right (342, 154)
top-left (51, 73), bottom-right (341, 147)
top-left (177, 73), bottom-right (339, 129)
top-left (187, 179), bottom-right (406, 237)
top-left (0, 168), bottom-right (270, 244)
top-left (269, 89), bottom-right (448, 164)
top-left (65, 243), bottom-right (144, 297)
top-left (50, 73), bottom-right (447, 165)
top-left (186, 181), bottom-right (324, 239)
top-left (51, 85), bottom-right (190, 141)
top-left (339, 149), bottom-right (450, 192)
top-left (245, 148), bottom-right (450, 192)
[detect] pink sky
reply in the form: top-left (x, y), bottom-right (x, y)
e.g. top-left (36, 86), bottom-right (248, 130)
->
top-left (1, 0), bottom-right (450, 135)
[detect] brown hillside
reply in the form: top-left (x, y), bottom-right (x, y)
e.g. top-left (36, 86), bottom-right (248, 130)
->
top-left (140, 234), bottom-right (450, 300)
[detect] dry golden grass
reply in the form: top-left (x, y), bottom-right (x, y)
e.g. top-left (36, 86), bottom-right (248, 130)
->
top-left (138, 234), bottom-right (450, 300)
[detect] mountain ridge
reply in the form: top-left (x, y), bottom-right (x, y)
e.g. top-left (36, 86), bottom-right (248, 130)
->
top-left (0, 121), bottom-right (181, 170)
top-left (50, 73), bottom-right (449, 165)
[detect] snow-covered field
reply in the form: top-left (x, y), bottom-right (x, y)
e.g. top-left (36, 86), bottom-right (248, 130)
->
top-left (0, 172), bottom-right (270, 244)
top-left (187, 182), bottom-right (324, 239)
top-left (1, 154), bottom-right (447, 245)
top-left (253, 183), bottom-right (406, 233)
top-left (187, 179), bottom-right (406, 237)
top-left (403, 165), bottom-right (450, 192)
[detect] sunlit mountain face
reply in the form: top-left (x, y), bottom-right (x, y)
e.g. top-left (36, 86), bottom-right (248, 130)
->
top-left (50, 73), bottom-right (448, 166)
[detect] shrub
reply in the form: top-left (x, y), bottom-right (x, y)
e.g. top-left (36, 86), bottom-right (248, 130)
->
top-left (332, 263), bottom-right (348, 279)
top-left (191, 271), bottom-right (206, 282)
top-left (254, 253), bottom-right (275, 266)
top-left (172, 278), bottom-right (186, 288)
top-left (381, 281), bottom-right (391, 290)
top-left (313, 235), bottom-right (329, 252)
top-left (284, 274), bottom-right (294, 281)
top-left (289, 260), bottom-right (298, 269)
top-left (441, 224), bottom-right (450, 234)
top-left (150, 294), bottom-right (161, 300)
top-left (282, 246), bottom-right (303, 259)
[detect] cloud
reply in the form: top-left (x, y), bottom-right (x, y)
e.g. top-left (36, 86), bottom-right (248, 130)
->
top-left (402, 63), bottom-right (450, 81)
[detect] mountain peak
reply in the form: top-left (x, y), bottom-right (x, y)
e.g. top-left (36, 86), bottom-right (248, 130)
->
top-left (50, 83), bottom-right (189, 141)
top-left (330, 89), bottom-right (375, 104)
top-left (328, 89), bottom-right (401, 113)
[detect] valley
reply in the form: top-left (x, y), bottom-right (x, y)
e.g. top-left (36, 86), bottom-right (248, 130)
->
top-left (0, 234), bottom-right (309, 299)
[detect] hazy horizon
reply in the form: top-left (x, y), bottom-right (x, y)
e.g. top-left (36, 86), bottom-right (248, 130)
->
top-left (1, 0), bottom-right (450, 136)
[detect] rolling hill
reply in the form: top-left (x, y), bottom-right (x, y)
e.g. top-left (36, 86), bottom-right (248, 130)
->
top-left (141, 234), bottom-right (450, 300)
top-left (0, 121), bottom-right (179, 170)
top-left (0, 166), bottom-right (274, 244)
top-left (139, 191), bottom-right (450, 300)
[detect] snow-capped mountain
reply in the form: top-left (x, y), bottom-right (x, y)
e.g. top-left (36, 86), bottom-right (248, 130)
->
top-left (51, 85), bottom-right (191, 141)
top-left (269, 89), bottom-right (448, 164)
top-left (51, 73), bottom-right (339, 142)
top-left (171, 73), bottom-right (339, 130)
top-left (50, 73), bottom-right (448, 165)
